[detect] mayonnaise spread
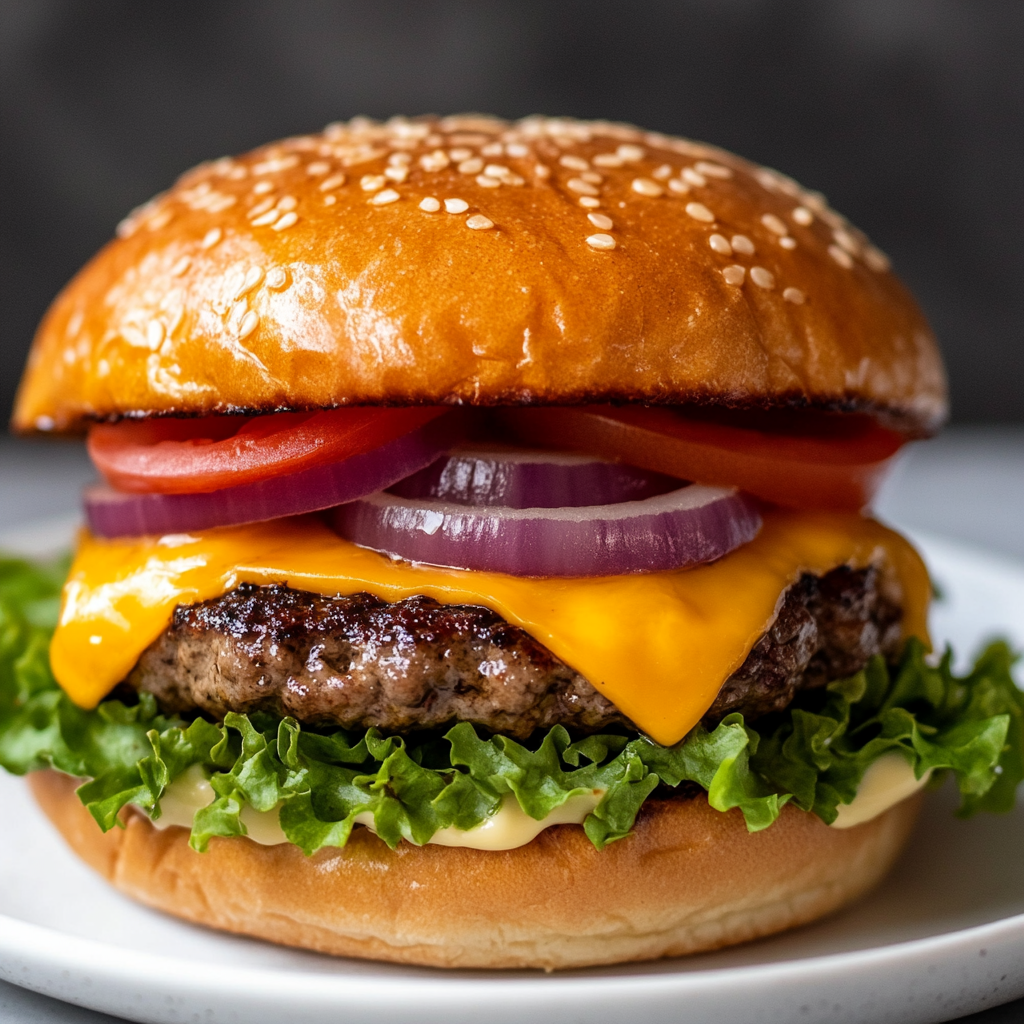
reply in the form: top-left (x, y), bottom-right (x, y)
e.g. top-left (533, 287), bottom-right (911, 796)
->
top-left (830, 753), bottom-right (931, 829)
top-left (148, 750), bottom-right (926, 851)
top-left (149, 764), bottom-right (604, 851)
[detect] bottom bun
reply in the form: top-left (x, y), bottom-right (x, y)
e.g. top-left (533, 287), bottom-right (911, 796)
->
top-left (29, 769), bottom-right (920, 970)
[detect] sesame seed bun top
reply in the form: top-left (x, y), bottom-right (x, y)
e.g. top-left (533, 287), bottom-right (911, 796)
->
top-left (12, 115), bottom-right (947, 434)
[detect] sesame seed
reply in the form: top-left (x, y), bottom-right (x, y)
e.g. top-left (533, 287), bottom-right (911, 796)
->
top-left (652, 164), bottom-right (673, 180)
top-left (588, 212), bottom-right (613, 230)
top-left (617, 144), bottom-right (645, 162)
top-left (466, 214), bottom-right (494, 230)
top-left (115, 215), bottom-right (138, 238)
top-left (360, 175), bottom-right (386, 192)
top-left (170, 255), bottom-right (192, 277)
top-left (685, 202), bottom-right (714, 222)
top-left (722, 265), bottom-right (746, 285)
top-left (695, 161), bottom-right (733, 179)
top-left (444, 198), bottom-right (469, 214)
top-left (206, 195), bottom-right (237, 213)
top-left (484, 164), bottom-right (509, 178)
top-left (667, 178), bottom-right (690, 195)
top-left (146, 320), bottom-right (165, 349)
top-left (534, 164), bottom-right (551, 179)
top-left (384, 165), bottom-right (409, 183)
top-left (420, 151), bottom-right (449, 172)
top-left (832, 229), bottom-right (860, 255)
top-left (481, 142), bottom-right (504, 157)
top-left (371, 189), bottom-right (400, 205)
top-left (750, 266), bottom-right (775, 289)
top-left (234, 265), bottom-right (264, 299)
top-left (580, 171), bottom-right (603, 185)
top-left (458, 158), bottom-right (484, 174)
top-left (237, 310), bottom-right (260, 340)
top-left (223, 265), bottom-right (246, 301)
top-left (323, 195), bottom-right (337, 206)
top-left (559, 155), bottom-right (589, 171)
top-left (272, 211), bottom-right (299, 230)
top-left (253, 181), bottom-right (274, 195)
top-left (200, 228), bottom-right (222, 248)
top-left (632, 178), bottom-right (663, 197)
top-left (391, 121), bottom-right (429, 141)
top-left (475, 174), bottom-right (500, 188)
top-left (731, 234), bottom-right (755, 255)
top-left (266, 267), bottom-right (289, 289)
top-left (569, 178), bottom-right (600, 196)
top-left (166, 306), bottom-right (184, 337)
top-left (783, 287), bottom-right (806, 304)
top-left (864, 245), bottom-right (891, 272)
top-left (761, 213), bottom-right (787, 236)
top-left (449, 148), bottom-right (472, 162)
top-left (593, 153), bottom-right (623, 168)
top-left (828, 244), bottom-right (854, 269)
top-left (388, 151), bottom-right (412, 166)
top-left (306, 161), bottom-right (331, 175)
top-left (147, 209), bottom-right (174, 229)
top-left (578, 196), bottom-right (601, 209)
top-left (505, 143), bottom-right (529, 157)
top-left (419, 196), bottom-right (441, 212)
top-left (681, 167), bottom-right (707, 187)
top-left (791, 206), bottom-right (813, 226)
top-left (319, 173), bottom-right (346, 191)
top-left (755, 169), bottom-right (780, 191)
top-left (586, 233), bottom-right (617, 250)
top-left (779, 236), bottom-right (797, 250)
top-left (276, 195), bottom-right (298, 211)
top-left (251, 154), bottom-right (300, 175)
top-left (709, 233), bottom-right (732, 255)
top-left (811, 203), bottom-right (843, 230)
top-left (250, 210), bottom-right (279, 226)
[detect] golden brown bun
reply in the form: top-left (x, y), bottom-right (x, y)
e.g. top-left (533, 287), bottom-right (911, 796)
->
top-left (30, 769), bottom-right (920, 970)
top-left (14, 116), bottom-right (945, 435)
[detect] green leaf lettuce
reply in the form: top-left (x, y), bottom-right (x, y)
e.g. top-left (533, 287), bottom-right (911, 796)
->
top-left (1, 552), bottom-right (1020, 853)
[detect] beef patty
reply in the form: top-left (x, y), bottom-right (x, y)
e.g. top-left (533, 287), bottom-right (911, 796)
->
top-left (128, 565), bottom-right (902, 739)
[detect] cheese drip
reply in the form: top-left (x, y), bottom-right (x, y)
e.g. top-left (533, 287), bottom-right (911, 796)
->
top-left (52, 510), bottom-right (930, 746)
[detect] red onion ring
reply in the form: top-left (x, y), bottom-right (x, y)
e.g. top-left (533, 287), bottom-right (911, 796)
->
top-left (389, 447), bottom-right (681, 508)
top-left (84, 414), bottom-right (463, 538)
top-left (332, 486), bottom-right (762, 576)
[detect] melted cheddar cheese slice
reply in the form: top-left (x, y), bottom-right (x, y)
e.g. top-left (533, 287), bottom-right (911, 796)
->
top-left (52, 510), bottom-right (930, 746)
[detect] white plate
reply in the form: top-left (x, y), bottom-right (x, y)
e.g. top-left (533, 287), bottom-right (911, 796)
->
top-left (0, 523), bottom-right (1022, 1024)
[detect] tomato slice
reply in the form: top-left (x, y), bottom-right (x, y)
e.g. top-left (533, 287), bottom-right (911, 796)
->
top-left (89, 407), bottom-right (448, 494)
top-left (496, 406), bottom-right (907, 511)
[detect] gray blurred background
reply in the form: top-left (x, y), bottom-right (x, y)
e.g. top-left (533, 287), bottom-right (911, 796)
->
top-left (1, 0), bottom-right (1022, 424)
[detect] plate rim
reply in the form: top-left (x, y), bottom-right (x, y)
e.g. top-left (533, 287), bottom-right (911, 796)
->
top-left (1, 907), bottom-right (1024, 1000)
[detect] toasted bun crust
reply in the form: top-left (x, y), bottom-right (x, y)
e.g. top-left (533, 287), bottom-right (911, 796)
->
top-left (14, 116), bottom-right (945, 435)
top-left (30, 769), bottom-right (920, 970)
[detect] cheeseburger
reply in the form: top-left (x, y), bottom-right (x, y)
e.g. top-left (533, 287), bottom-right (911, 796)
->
top-left (2, 115), bottom-right (1021, 971)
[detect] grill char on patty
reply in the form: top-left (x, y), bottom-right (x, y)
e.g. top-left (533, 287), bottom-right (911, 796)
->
top-left (128, 565), bottom-right (902, 739)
